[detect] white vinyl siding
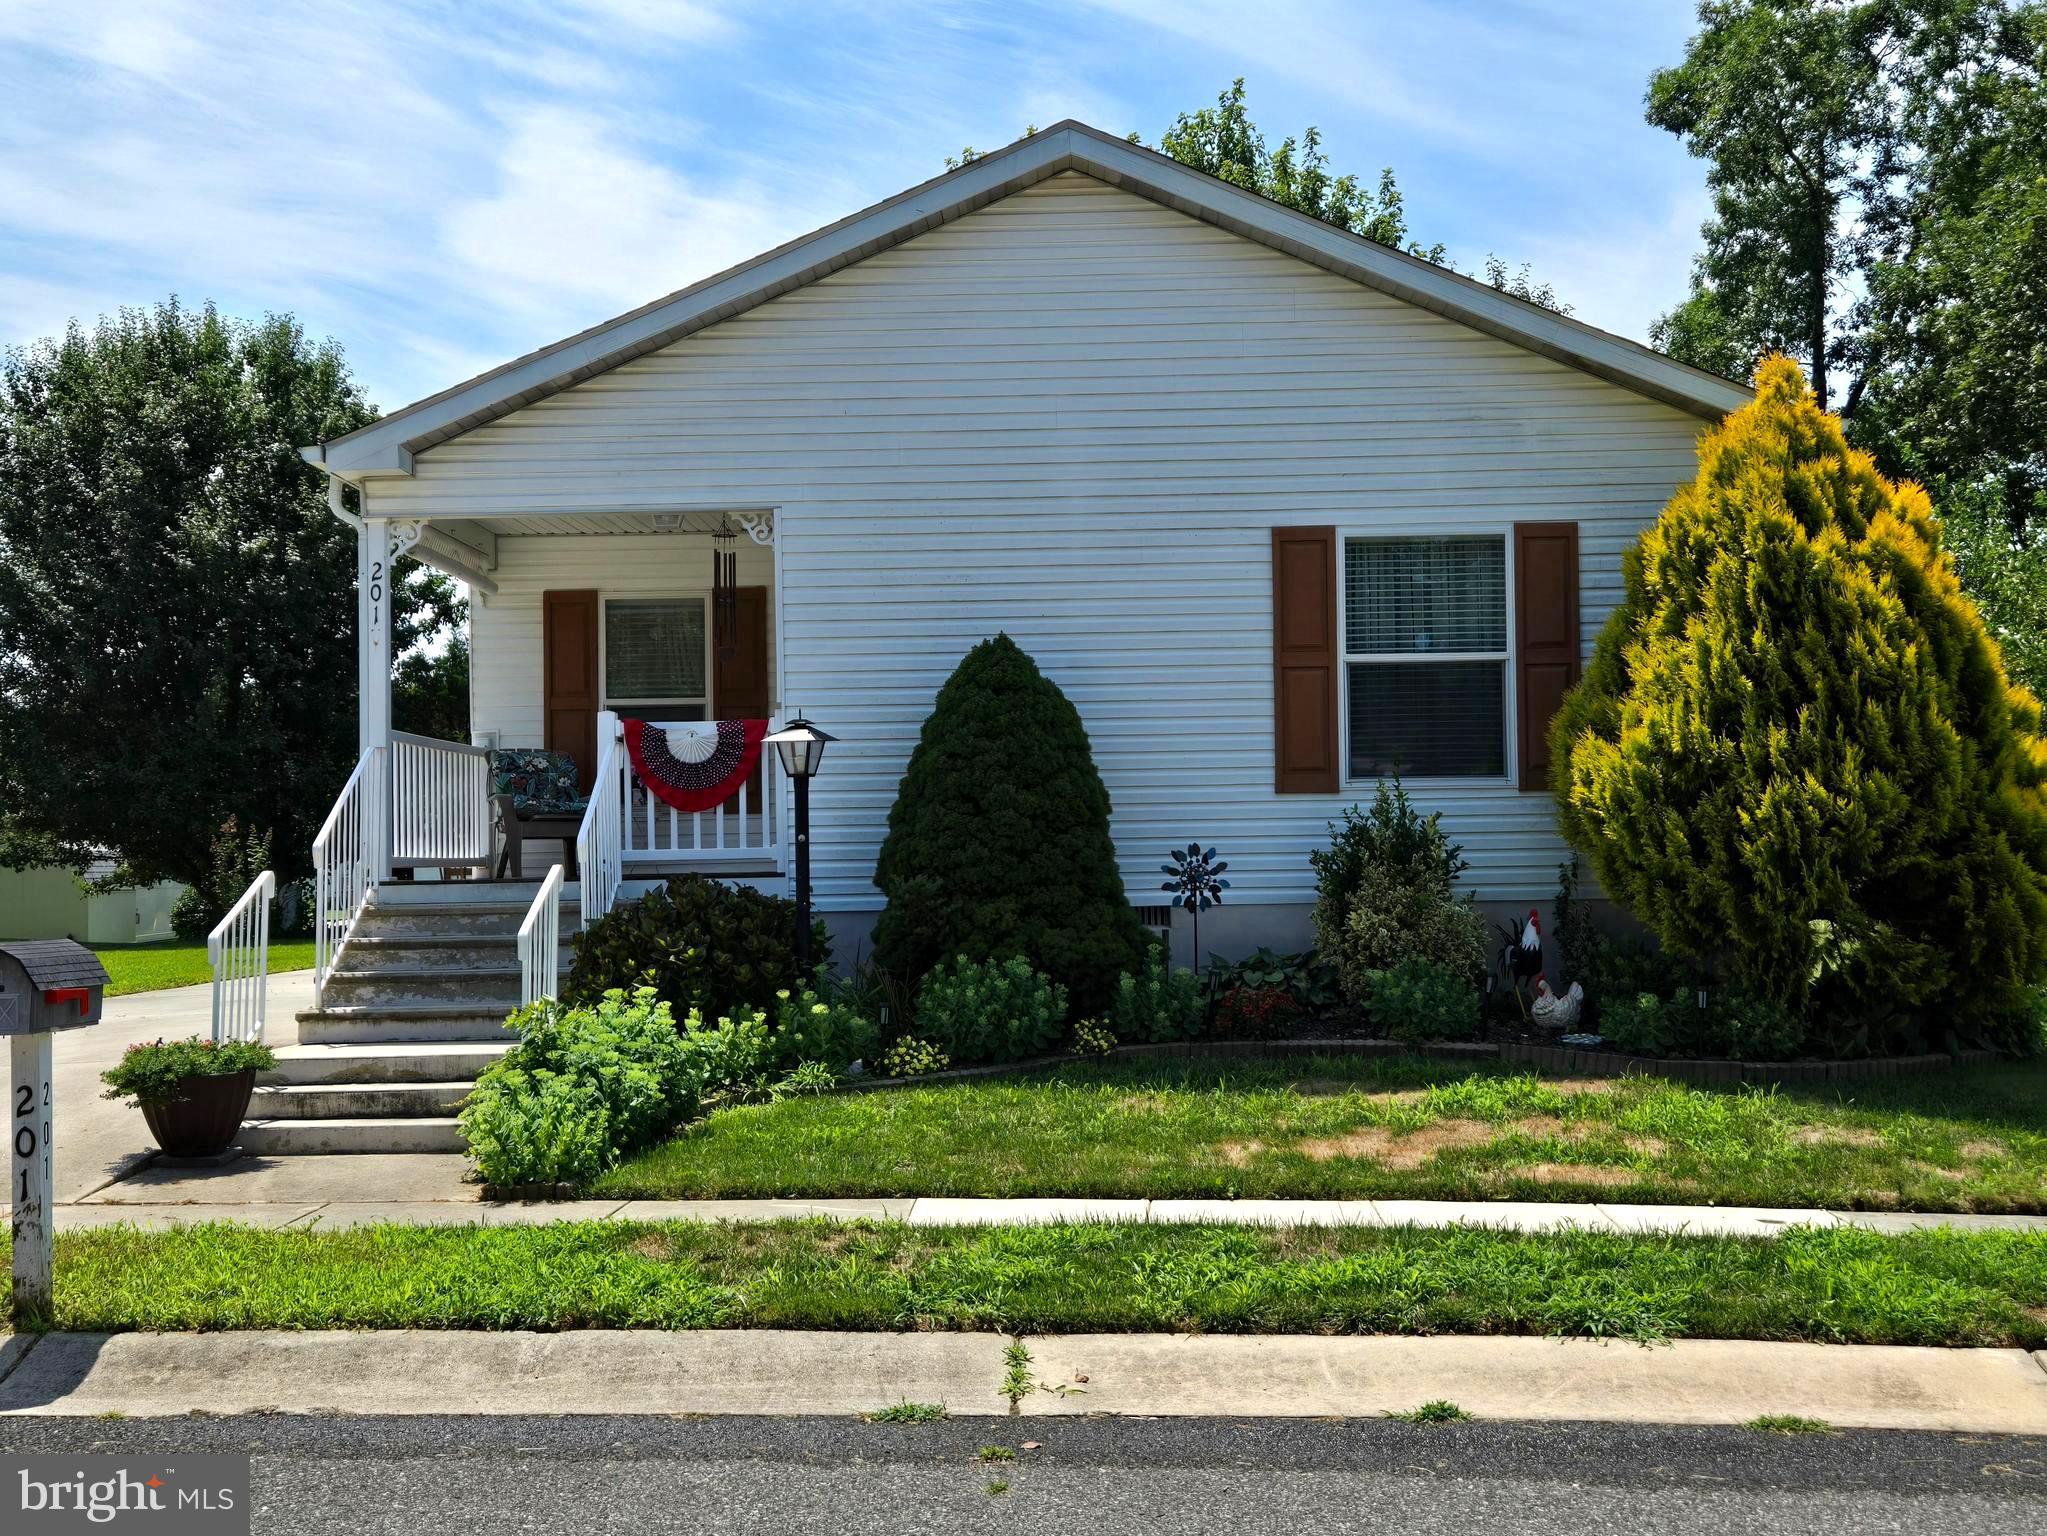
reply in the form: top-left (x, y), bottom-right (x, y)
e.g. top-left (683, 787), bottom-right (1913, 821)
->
top-left (376, 172), bottom-right (1706, 908)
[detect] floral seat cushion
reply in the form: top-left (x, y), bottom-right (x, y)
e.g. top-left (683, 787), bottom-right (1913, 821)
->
top-left (488, 748), bottom-right (589, 819)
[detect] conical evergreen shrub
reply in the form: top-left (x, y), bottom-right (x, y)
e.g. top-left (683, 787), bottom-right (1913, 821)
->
top-left (872, 633), bottom-right (1150, 1013)
top-left (1552, 357), bottom-right (2047, 1050)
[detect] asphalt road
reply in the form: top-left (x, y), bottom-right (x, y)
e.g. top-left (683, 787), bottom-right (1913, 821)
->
top-left (4, 1415), bottom-right (2045, 1534)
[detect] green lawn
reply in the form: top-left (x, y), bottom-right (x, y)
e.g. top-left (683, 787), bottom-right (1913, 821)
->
top-left (11, 1220), bottom-right (2045, 1347)
top-left (596, 1054), bottom-right (2047, 1213)
top-left (93, 939), bottom-right (317, 997)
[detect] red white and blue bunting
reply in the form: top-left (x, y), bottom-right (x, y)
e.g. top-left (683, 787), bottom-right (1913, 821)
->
top-left (623, 718), bottom-right (767, 813)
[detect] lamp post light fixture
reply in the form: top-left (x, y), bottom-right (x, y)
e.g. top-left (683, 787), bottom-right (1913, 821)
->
top-left (764, 714), bottom-right (835, 975)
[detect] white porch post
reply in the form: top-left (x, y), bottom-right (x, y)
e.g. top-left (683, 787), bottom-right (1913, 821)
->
top-left (359, 514), bottom-right (423, 880)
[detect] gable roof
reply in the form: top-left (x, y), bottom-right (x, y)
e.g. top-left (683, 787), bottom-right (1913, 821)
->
top-left (304, 120), bottom-right (1751, 481)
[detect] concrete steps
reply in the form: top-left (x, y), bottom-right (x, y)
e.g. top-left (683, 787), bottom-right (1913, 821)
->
top-left (263, 1041), bottom-right (515, 1085)
top-left (239, 1116), bottom-right (467, 1155)
top-left (251, 1081), bottom-right (472, 1119)
top-left (266, 880), bottom-right (580, 1155)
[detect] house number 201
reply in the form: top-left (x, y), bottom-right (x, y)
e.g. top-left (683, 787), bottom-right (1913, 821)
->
top-left (15, 1078), bottom-right (49, 1206)
top-left (369, 557), bottom-right (385, 627)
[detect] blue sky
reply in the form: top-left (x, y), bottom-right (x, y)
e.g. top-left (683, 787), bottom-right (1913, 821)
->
top-left (1, 0), bottom-right (1709, 413)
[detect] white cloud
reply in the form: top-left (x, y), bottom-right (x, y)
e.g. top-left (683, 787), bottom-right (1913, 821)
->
top-left (1514, 188), bottom-right (1708, 345)
top-left (441, 104), bottom-right (841, 320)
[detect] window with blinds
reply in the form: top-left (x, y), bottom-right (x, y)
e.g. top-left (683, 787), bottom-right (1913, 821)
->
top-left (603, 598), bottom-right (708, 721)
top-left (1344, 536), bottom-right (1508, 779)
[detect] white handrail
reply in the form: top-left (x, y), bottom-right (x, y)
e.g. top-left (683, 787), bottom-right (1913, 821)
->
top-left (390, 730), bottom-right (493, 869)
top-left (312, 746), bottom-right (382, 1008)
top-left (209, 870), bottom-right (275, 1044)
top-left (576, 714), bottom-right (626, 930)
top-left (518, 863), bottom-right (564, 1007)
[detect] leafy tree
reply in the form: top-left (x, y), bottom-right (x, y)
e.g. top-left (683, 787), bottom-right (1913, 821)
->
top-left (394, 609), bottom-right (470, 741)
top-left (0, 298), bottom-right (441, 888)
top-left (872, 633), bottom-right (1149, 1012)
top-left (1649, 1), bottom-right (2047, 691)
top-left (1552, 356), bottom-right (2047, 1050)
top-left (949, 81), bottom-right (1566, 309)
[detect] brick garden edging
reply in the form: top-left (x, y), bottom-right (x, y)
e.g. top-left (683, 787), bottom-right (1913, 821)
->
top-left (846, 1036), bottom-right (2004, 1092)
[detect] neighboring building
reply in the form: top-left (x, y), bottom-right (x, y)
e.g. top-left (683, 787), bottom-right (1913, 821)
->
top-left (272, 123), bottom-right (1751, 1153)
top-left (0, 858), bottom-right (183, 945)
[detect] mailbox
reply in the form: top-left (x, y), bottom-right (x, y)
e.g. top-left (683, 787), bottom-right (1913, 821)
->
top-left (0, 940), bottom-right (109, 1035)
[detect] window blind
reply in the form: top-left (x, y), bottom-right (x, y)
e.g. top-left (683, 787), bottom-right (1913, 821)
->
top-left (1345, 537), bottom-right (1506, 655)
top-left (1347, 661), bottom-right (1506, 779)
top-left (604, 599), bottom-right (707, 701)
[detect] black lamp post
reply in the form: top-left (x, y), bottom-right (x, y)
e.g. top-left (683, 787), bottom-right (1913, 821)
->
top-left (764, 714), bottom-right (835, 974)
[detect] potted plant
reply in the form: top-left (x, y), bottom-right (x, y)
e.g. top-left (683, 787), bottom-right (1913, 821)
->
top-left (101, 1036), bottom-right (276, 1158)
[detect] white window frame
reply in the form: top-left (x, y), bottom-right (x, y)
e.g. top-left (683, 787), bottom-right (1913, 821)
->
top-left (599, 592), bottom-right (714, 722)
top-left (1338, 527), bottom-right (1517, 787)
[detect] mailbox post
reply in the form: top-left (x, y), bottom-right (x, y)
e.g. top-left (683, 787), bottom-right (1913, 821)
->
top-left (1, 941), bottom-right (108, 1323)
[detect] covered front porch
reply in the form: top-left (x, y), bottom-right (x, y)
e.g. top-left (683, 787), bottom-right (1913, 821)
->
top-left (309, 505), bottom-right (794, 1004)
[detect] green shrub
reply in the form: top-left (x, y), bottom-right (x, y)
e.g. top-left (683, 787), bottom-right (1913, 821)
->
top-left (565, 874), bottom-right (829, 1024)
top-left (1597, 991), bottom-right (1672, 1056)
top-left (1553, 356), bottom-right (2047, 1051)
top-left (1311, 778), bottom-right (1468, 932)
top-left (1365, 957), bottom-right (1479, 1044)
top-left (1109, 942), bottom-right (1205, 1043)
top-left (100, 1036), bottom-right (276, 1106)
top-left (1595, 985), bottom-right (1805, 1062)
top-left (458, 986), bottom-right (779, 1186)
top-left (459, 1072), bottom-right (610, 1187)
top-left (1204, 946), bottom-right (1340, 1012)
top-left (880, 1036), bottom-right (951, 1078)
top-left (769, 981), bottom-right (879, 1073)
top-left (1332, 863), bottom-right (1489, 1004)
top-left (168, 886), bottom-right (213, 942)
top-left (914, 954), bottom-right (1068, 1064)
top-left (1312, 780), bottom-right (1488, 1005)
top-left (871, 634), bottom-right (1150, 1013)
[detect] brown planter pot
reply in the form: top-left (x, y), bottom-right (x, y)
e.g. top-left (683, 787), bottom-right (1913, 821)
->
top-left (140, 1069), bottom-right (257, 1159)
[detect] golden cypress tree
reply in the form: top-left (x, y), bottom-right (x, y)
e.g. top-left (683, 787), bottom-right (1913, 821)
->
top-left (1552, 357), bottom-right (2047, 1046)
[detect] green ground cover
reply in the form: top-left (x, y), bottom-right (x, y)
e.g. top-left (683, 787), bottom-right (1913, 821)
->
top-left (11, 1220), bottom-right (2045, 1347)
top-left (596, 1055), bottom-right (2047, 1212)
top-left (92, 939), bottom-right (316, 997)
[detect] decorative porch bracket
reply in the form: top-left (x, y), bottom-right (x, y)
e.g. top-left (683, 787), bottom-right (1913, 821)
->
top-left (738, 512), bottom-right (775, 546)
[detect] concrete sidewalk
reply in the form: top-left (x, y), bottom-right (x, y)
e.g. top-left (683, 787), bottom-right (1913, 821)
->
top-left (2, 1329), bottom-right (2044, 1433)
top-left (42, 1188), bottom-right (2047, 1237)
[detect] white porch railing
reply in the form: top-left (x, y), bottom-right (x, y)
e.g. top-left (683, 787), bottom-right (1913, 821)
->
top-left (390, 731), bottom-right (493, 869)
top-left (208, 869), bottom-right (275, 1044)
top-left (620, 720), bottom-right (784, 868)
top-left (576, 714), bottom-right (627, 931)
top-left (518, 863), bottom-right (564, 1007)
top-left (313, 746), bottom-right (383, 1008)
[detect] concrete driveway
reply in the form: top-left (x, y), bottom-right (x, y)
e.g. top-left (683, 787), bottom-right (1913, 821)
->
top-left (42, 970), bottom-right (312, 1201)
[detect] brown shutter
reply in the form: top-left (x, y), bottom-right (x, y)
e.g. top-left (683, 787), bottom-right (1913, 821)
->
top-left (543, 589), bottom-right (599, 791)
top-left (1513, 522), bottom-right (1580, 792)
top-left (1272, 526), bottom-right (1340, 794)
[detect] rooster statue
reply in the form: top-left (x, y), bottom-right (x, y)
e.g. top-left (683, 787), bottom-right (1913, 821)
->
top-left (1497, 909), bottom-right (1544, 1019)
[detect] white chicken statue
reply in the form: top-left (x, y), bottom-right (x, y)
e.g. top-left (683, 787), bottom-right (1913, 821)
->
top-left (1530, 976), bottom-right (1584, 1031)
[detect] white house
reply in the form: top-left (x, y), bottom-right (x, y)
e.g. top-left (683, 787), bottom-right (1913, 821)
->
top-left (252, 122), bottom-right (1749, 1153)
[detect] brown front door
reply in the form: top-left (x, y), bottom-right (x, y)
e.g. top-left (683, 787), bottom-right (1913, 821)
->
top-left (543, 589), bottom-right (599, 791)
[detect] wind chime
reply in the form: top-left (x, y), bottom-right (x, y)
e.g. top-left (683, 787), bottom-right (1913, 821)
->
top-left (711, 513), bottom-right (739, 660)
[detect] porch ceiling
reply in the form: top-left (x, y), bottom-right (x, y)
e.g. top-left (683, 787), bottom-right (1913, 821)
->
top-left (470, 511), bottom-right (768, 538)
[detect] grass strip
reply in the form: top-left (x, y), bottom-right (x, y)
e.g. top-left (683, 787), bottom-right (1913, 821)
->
top-left (594, 1054), bottom-right (2047, 1213)
top-left (93, 940), bottom-right (317, 997)
top-left (12, 1220), bottom-right (2046, 1347)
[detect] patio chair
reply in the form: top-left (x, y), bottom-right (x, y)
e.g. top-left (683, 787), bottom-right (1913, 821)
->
top-left (488, 748), bottom-right (588, 880)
